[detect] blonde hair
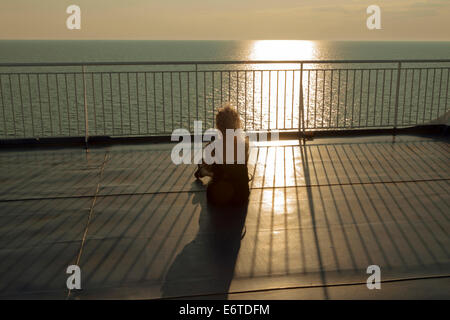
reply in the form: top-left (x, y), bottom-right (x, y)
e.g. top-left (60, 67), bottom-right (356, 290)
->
top-left (215, 103), bottom-right (241, 134)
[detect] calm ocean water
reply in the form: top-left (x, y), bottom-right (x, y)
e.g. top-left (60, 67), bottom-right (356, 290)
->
top-left (1, 40), bottom-right (450, 62)
top-left (0, 41), bottom-right (449, 138)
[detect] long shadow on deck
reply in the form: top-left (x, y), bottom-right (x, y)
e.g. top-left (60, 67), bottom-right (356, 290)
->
top-left (161, 182), bottom-right (248, 299)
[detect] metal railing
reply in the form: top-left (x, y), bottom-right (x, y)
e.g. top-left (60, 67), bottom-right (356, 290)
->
top-left (0, 59), bottom-right (449, 141)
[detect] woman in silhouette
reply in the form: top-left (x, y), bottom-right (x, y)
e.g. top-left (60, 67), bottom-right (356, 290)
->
top-left (194, 103), bottom-right (250, 207)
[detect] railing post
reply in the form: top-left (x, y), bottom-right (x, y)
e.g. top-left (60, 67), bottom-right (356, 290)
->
top-left (393, 61), bottom-right (402, 135)
top-left (82, 65), bottom-right (89, 149)
top-left (195, 64), bottom-right (199, 124)
top-left (299, 63), bottom-right (305, 141)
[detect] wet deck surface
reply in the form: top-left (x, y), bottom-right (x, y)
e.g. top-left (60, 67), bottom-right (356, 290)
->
top-left (0, 134), bottom-right (449, 299)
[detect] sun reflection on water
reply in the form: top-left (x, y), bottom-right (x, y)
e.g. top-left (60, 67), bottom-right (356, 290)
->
top-left (242, 41), bottom-right (320, 130)
top-left (249, 40), bottom-right (317, 62)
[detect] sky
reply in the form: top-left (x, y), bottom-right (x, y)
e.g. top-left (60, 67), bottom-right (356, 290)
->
top-left (0, 0), bottom-right (449, 40)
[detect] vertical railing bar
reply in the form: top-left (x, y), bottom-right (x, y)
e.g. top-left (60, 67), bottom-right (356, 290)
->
top-left (74, 73), bottom-right (80, 135)
top-left (236, 71), bottom-right (239, 111)
top-left (64, 73), bottom-right (70, 136)
top-left (170, 72), bottom-right (174, 131)
top-left (408, 69), bottom-right (415, 125)
top-left (92, 72), bottom-right (97, 136)
top-left (358, 70), bottom-right (364, 127)
top-left (127, 72), bottom-right (132, 135)
top-left (276, 70), bottom-right (279, 129)
top-left (109, 73), bottom-right (114, 135)
top-left (142, 72), bottom-right (150, 134)
top-left (204, 71), bottom-right (206, 126)
top-left (178, 71), bottom-right (183, 128)
top-left (329, 69), bottom-right (333, 128)
top-left (366, 69), bottom-right (371, 127)
top-left (0, 76), bottom-right (7, 138)
top-left (46, 74), bottom-right (53, 135)
top-left (82, 66), bottom-right (88, 145)
top-left (314, 70), bottom-right (318, 129)
top-left (393, 62), bottom-right (402, 131)
top-left (291, 70), bottom-right (294, 129)
top-left (145, 73), bottom-right (149, 134)
top-left (212, 71), bottom-right (215, 125)
top-left (373, 69), bottom-right (379, 127)
top-left (55, 74), bottom-right (62, 135)
top-left (35, 74), bottom-right (44, 136)
top-left (235, 71), bottom-right (238, 115)
top-left (109, 72), bottom-right (118, 135)
top-left (187, 71), bottom-right (190, 131)
top-left (252, 70), bottom-right (255, 130)
top-left (422, 68), bottom-right (429, 124)
top-left (380, 69), bottom-right (386, 126)
top-left (101, 73), bottom-right (106, 135)
top-left (8, 75), bottom-right (17, 136)
top-left (336, 70), bottom-right (341, 127)
top-left (153, 72), bottom-right (157, 133)
top-left (162, 72), bottom-right (166, 133)
top-left (37, 74), bottom-right (44, 136)
top-left (429, 68), bottom-right (436, 122)
top-left (350, 69), bottom-right (356, 128)
top-left (283, 70), bottom-right (287, 129)
top-left (322, 70), bottom-right (325, 128)
top-left (260, 71), bottom-right (263, 130)
top-left (119, 72), bottom-right (123, 135)
top-left (228, 71), bottom-right (231, 102)
top-left (401, 69), bottom-right (408, 126)
top-left (415, 69), bottom-right (422, 125)
top-left (436, 68), bottom-right (443, 119)
top-left (299, 63), bottom-right (305, 137)
top-left (18, 74), bottom-right (26, 137)
top-left (307, 70), bottom-right (310, 129)
top-left (136, 73), bottom-right (141, 134)
top-left (179, 72), bottom-right (182, 129)
top-left (351, 70), bottom-right (356, 128)
top-left (344, 70), bottom-right (348, 128)
top-left (244, 71), bottom-right (247, 130)
top-left (388, 69), bottom-right (393, 125)
top-left (220, 71), bottom-right (223, 107)
top-left (195, 65), bottom-right (199, 124)
top-left (444, 68), bottom-right (449, 118)
top-left (268, 70), bottom-right (271, 130)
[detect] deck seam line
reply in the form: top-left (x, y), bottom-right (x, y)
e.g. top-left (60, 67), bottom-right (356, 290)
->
top-left (66, 152), bottom-right (109, 300)
top-left (1, 177), bottom-right (448, 203)
top-left (159, 274), bottom-right (450, 300)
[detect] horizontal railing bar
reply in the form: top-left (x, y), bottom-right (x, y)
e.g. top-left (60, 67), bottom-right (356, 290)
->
top-left (1, 67), bottom-right (449, 75)
top-left (182, 68), bottom-right (403, 72)
top-left (303, 67), bottom-right (450, 72)
top-left (1, 59), bottom-right (450, 67)
top-left (306, 126), bottom-right (407, 129)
